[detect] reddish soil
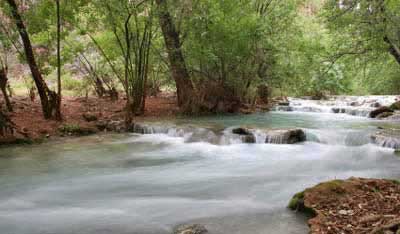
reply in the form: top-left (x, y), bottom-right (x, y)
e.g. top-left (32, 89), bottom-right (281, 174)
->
top-left (4, 94), bottom-right (179, 141)
top-left (294, 178), bottom-right (400, 234)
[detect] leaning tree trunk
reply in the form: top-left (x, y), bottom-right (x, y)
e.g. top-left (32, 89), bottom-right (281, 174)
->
top-left (384, 37), bottom-right (400, 65)
top-left (5, 0), bottom-right (59, 119)
top-left (0, 68), bottom-right (12, 112)
top-left (155, 0), bottom-right (197, 113)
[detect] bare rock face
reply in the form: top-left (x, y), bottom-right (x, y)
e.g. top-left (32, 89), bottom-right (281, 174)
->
top-left (173, 224), bottom-right (208, 234)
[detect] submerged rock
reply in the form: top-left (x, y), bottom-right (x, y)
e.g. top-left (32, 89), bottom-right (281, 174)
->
top-left (331, 107), bottom-right (346, 114)
top-left (274, 106), bottom-right (293, 112)
top-left (371, 129), bottom-right (400, 149)
top-left (265, 129), bottom-right (306, 144)
top-left (232, 127), bottom-right (306, 144)
top-left (232, 127), bottom-right (256, 143)
top-left (376, 112), bottom-right (394, 119)
top-left (173, 224), bottom-right (208, 234)
top-left (387, 114), bottom-right (400, 121)
top-left (370, 106), bottom-right (394, 118)
top-left (278, 101), bottom-right (290, 106)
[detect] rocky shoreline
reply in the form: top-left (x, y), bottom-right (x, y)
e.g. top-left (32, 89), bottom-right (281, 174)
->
top-left (288, 178), bottom-right (400, 234)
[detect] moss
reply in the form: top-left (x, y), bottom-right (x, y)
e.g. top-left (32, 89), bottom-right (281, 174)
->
top-left (288, 190), bottom-right (316, 216)
top-left (390, 101), bottom-right (400, 111)
top-left (315, 179), bottom-right (345, 194)
top-left (288, 191), bottom-right (305, 210)
top-left (389, 179), bottom-right (400, 185)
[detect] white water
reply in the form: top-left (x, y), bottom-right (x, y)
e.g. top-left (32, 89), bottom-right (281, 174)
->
top-left (274, 95), bottom-right (399, 117)
top-left (0, 108), bottom-right (400, 234)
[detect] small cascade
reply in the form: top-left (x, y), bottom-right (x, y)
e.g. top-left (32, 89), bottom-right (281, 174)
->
top-left (130, 123), bottom-right (307, 145)
top-left (371, 130), bottom-right (400, 149)
top-left (306, 129), bottom-right (370, 146)
top-left (273, 95), bottom-right (399, 117)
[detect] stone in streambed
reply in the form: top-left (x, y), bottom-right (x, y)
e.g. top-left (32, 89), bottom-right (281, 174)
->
top-left (369, 106), bottom-right (393, 118)
top-left (278, 101), bottom-right (290, 106)
top-left (232, 127), bottom-right (306, 144)
top-left (265, 129), bottom-right (306, 144)
top-left (332, 107), bottom-right (346, 114)
top-left (231, 127), bottom-right (256, 143)
top-left (173, 224), bottom-right (208, 234)
top-left (376, 112), bottom-right (394, 119)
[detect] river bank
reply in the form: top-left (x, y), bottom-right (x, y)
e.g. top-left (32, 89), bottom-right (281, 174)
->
top-left (0, 93), bottom-right (271, 146)
top-left (289, 177), bottom-right (400, 234)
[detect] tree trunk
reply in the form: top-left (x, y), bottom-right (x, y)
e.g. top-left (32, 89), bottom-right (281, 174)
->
top-left (0, 68), bottom-right (12, 112)
top-left (155, 0), bottom-right (196, 112)
top-left (5, 0), bottom-right (59, 119)
top-left (55, 0), bottom-right (62, 120)
top-left (384, 37), bottom-right (400, 65)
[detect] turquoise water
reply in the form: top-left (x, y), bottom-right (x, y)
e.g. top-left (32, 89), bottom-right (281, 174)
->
top-left (0, 111), bottom-right (399, 234)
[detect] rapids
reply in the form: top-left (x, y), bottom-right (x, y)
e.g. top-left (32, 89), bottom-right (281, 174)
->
top-left (1, 97), bottom-right (400, 234)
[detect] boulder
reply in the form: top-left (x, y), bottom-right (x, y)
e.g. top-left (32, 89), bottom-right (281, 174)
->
top-left (232, 127), bottom-right (306, 144)
top-left (95, 120), bottom-right (127, 133)
top-left (390, 101), bottom-right (400, 110)
top-left (107, 120), bottom-right (126, 133)
top-left (369, 106), bottom-right (393, 118)
top-left (274, 106), bottom-right (293, 112)
top-left (332, 108), bottom-right (346, 114)
top-left (265, 129), bottom-right (306, 144)
top-left (350, 101), bottom-right (360, 106)
top-left (232, 127), bottom-right (252, 135)
top-left (232, 127), bottom-right (256, 143)
top-left (173, 224), bottom-right (208, 234)
top-left (58, 124), bottom-right (98, 136)
top-left (371, 102), bottom-right (381, 108)
top-left (376, 112), bottom-right (394, 119)
top-left (278, 101), bottom-right (290, 106)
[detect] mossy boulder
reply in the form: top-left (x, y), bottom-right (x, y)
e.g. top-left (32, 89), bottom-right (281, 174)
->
top-left (390, 101), bottom-right (400, 111)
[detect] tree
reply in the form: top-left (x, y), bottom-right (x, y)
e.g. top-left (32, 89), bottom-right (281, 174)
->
top-left (155, 0), bottom-right (196, 113)
top-left (323, 0), bottom-right (400, 66)
top-left (97, 0), bottom-right (155, 116)
top-left (0, 21), bottom-right (13, 112)
top-left (55, 0), bottom-right (62, 120)
top-left (4, 0), bottom-right (60, 119)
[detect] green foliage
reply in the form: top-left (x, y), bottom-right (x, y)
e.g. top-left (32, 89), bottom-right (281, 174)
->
top-left (2, 0), bottom-right (400, 108)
